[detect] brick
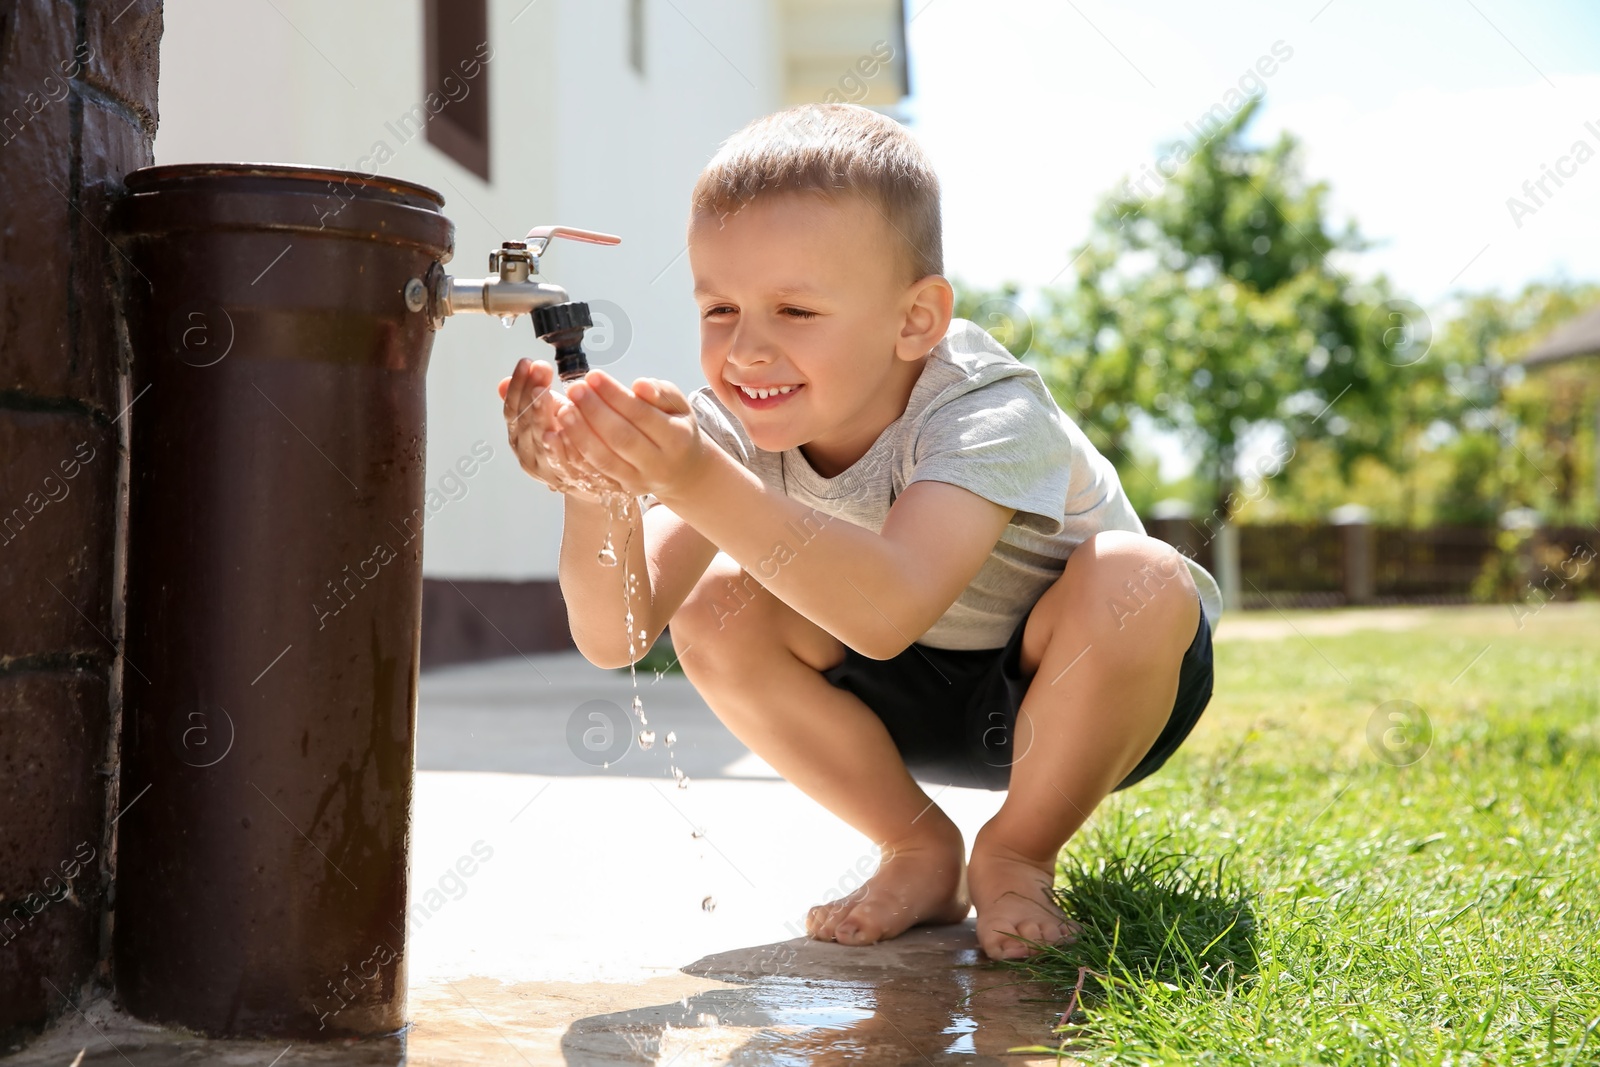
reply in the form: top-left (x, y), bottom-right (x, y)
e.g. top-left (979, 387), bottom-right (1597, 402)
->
top-left (0, 668), bottom-right (109, 1032)
top-left (0, 410), bottom-right (116, 662)
top-left (0, 2), bottom-right (76, 404)
top-left (0, 2), bottom-right (77, 100)
top-left (81, 0), bottom-right (162, 137)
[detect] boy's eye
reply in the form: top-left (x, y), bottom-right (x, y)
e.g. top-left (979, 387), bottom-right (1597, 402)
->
top-left (702, 305), bottom-right (736, 318)
top-left (780, 307), bottom-right (817, 319)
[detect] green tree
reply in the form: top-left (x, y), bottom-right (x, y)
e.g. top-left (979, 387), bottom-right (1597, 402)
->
top-left (958, 97), bottom-right (1598, 531)
top-left (1396, 281), bottom-right (1600, 525)
top-left (1074, 95), bottom-right (1410, 523)
top-left (952, 281), bottom-right (1148, 476)
top-left (960, 96), bottom-right (1409, 524)
top-left (1241, 279), bottom-right (1600, 526)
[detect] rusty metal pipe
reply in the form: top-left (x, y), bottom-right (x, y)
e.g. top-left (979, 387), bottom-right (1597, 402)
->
top-left (109, 163), bottom-right (454, 1039)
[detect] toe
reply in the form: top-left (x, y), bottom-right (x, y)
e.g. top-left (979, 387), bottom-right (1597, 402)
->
top-left (807, 903), bottom-right (837, 940)
top-left (836, 912), bottom-right (874, 945)
top-left (981, 923), bottom-right (1020, 960)
top-left (990, 938), bottom-right (1026, 960)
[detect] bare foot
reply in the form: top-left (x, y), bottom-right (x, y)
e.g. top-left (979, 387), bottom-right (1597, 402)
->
top-left (805, 829), bottom-right (971, 946)
top-left (968, 839), bottom-right (1083, 960)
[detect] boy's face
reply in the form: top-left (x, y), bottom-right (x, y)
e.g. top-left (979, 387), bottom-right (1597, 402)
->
top-left (688, 191), bottom-right (924, 456)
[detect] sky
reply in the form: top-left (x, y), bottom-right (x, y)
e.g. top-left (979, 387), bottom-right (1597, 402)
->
top-left (904, 0), bottom-right (1600, 315)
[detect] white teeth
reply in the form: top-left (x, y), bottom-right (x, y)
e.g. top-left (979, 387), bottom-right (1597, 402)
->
top-left (739, 384), bottom-right (796, 400)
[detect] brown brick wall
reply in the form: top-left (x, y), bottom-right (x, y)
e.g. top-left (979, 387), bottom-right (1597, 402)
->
top-left (0, 0), bottom-right (161, 1040)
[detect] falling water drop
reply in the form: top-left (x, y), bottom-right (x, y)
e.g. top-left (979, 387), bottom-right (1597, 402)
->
top-left (701, 896), bottom-right (717, 914)
top-left (597, 543), bottom-right (617, 566)
top-left (665, 731), bottom-right (677, 747)
top-left (677, 775), bottom-right (691, 789)
top-left (639, 729), bottom-right (656, 749)
top-left (499, 313), bottom-right (516, 328)
top-left (631, 695), bottom-right (643, 716)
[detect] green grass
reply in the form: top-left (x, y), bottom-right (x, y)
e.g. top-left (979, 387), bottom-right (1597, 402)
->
top-left (1004, 603), bottom-right (1600, 1065)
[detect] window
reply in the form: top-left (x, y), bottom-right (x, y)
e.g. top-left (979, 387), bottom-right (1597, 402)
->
top-left (424, 0), bottom-right (491, 181)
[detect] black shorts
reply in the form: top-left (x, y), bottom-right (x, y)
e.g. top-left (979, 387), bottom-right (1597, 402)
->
top-left (820, 593), bottom-right (1215, 792)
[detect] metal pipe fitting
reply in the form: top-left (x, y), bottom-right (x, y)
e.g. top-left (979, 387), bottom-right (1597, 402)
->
top-left (425, 225), bottom-right (619, 329)
top-left (432, 271), bottom-right (570, 322)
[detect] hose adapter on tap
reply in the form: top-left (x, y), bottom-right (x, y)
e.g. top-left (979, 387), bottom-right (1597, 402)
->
top-left (533, 301), bottom-right (595, 382)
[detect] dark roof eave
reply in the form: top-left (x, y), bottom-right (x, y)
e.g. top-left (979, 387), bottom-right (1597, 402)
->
top-left (1523, 304), bottom-right (1600, 366)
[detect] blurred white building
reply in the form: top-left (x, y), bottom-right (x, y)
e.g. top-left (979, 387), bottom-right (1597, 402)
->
top-left (154, 0), bottom-right (907, 662)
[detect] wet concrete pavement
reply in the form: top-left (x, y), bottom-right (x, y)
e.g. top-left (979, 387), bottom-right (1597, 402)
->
top-left (8, 652), bottom-right (1073, 1064)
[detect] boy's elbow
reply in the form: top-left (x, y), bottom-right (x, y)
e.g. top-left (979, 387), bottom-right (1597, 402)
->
top-left (858, 630), bottom-right (912, 662)
top-left (856, 604), bottom-right (943, 661)
top-left (576, 646), bottom-right (624, 671)
top-left (583, 644), bottom-right (642, 672)
top-left (569, 630), bottom-right (631, 671)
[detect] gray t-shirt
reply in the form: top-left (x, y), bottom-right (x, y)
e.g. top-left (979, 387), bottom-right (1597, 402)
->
top-left (642, 318), bottom-right (1223, 650)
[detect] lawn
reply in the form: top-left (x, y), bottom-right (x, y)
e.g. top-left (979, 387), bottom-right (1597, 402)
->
top-left (1005, 602), bottom-right (1600, 1065)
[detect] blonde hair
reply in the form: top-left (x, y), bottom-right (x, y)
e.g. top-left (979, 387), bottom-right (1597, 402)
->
top-left (690, 103), bottom-right (943, 282)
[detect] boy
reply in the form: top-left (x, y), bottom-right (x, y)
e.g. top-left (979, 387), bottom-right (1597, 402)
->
top-left (498, 104), bottom-right (1221, 961)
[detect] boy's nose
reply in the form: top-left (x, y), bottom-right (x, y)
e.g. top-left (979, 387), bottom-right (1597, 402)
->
top-left (724, 327), bottom-right (777, 368)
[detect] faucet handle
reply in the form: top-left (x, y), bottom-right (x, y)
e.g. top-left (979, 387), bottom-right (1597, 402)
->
top-left (524, 225), bottom-right (622, 256)
top-left (522, 226), bottom-right (622, 276)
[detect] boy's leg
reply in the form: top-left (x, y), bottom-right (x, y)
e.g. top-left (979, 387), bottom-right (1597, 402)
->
top-left (671, 552), bottom-right (971, 945)
top-left (968, 530), bottom-right (1201, 960)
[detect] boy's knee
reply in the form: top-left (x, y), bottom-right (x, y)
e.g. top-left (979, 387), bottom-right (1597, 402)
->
top-left (1072, 532), bottom-right (1197, 637)
top-left (672, 555), bottom-right (846, 678)
top-left (672, 562), bottom-right (779, 662)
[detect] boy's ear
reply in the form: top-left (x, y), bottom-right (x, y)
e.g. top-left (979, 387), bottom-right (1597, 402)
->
top-left (896, 274), bottom-right (954, 361)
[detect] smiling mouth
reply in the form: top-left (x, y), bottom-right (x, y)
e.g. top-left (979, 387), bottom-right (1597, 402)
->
top-left (732, 382), bottom-right (804, 407)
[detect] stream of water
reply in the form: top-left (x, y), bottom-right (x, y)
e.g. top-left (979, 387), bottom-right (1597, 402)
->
top-left (548, 431), bottom-right (710, 907)
top-left (592, 489), bottom-right (688, 790)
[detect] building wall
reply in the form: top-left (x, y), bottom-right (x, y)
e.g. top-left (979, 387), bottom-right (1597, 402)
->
top-left (152, 0), bottom-right (781, 659)
top-left (0, 0), bottom-right (162, 1040)
top-left (154, 0), bottom-right (775, 569)
top-left (778, 0), bottom-right (907, 106)
top-left (152, 0), bottom-right (904, 662)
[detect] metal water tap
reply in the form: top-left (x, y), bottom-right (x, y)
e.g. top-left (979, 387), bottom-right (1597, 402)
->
top-left (415, 225), bottom-right (621, 381)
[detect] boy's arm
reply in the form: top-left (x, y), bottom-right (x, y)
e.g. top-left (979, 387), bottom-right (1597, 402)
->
top-left (560, 496), bottom-right (717, 670)
top-left (655, 445), bottom-right (1014, 660)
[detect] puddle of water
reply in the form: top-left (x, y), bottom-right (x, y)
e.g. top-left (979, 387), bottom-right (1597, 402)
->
top-left (560, 925), bottom-right (1069, 1064)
